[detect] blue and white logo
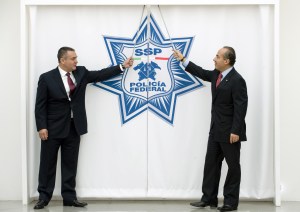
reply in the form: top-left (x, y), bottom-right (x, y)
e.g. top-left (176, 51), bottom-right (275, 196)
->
top-left (133, 61), bottom-right (161, 81)
top-left (94, 14), bottom-right (203, 124)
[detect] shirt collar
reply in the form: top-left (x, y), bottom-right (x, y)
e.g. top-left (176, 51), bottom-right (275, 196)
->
top-left (220, 66), bottom-right (233, 79)
top-left (58, 66), bottom-right (72, 78)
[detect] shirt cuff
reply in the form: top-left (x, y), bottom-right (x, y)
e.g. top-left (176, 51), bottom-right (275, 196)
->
top-left (119, 64), bottom-right (124, 71)
top-left (182, 59), bottom-right (190, 67)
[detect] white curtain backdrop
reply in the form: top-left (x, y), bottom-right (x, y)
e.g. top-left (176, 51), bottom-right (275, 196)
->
top-left (28, 5), bottom-right (274, 199)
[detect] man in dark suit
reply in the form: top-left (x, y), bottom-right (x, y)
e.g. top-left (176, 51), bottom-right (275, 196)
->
top-left (34, 46), bottom-right (133, 209)
top-left (174, 47), bottom-right (248, 212)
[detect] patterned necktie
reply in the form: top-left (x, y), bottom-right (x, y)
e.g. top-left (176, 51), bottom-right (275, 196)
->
top-left (216, 73), bottom-right (223, 88)
top-left (66, 72), bottom-right (75, 96)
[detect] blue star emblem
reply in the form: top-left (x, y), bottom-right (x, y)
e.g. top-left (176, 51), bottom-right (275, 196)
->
top-left (93, 14), bottom-right (203, 124)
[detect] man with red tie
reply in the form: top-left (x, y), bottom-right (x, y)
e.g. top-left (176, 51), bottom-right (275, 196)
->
top-left (174, 47), bottom-right (248, 212)
top-left (34, 47), bottom-right (133, 209)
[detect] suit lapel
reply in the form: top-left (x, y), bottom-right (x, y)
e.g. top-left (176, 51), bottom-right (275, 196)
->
top-left (53, 68), bottom-right (68, 98)
top-left (218, 68), bottom-right (236, 89)
top-left (71, 68), bottom-right (82, 97)
top-left (213, 68), bottom-right (236, 102)
top-left (72, 69), bottom-right (80, 84)
top-left (211, 70), bottom-right (219, 100)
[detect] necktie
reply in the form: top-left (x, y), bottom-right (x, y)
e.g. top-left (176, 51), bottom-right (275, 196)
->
top-left (216, 73), bottom-right (223, 88)
top-left (66, 72), bottom-right (75, 96)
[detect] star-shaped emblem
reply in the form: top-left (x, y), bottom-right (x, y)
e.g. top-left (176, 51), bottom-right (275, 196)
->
top-left (94, 14), bottom-right (203, 124)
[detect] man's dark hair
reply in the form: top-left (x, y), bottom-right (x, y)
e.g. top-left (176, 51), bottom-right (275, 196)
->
top-left (57, 47), bottom-right (75, 63)
top-left (223, 46), bottom-right (236, 66)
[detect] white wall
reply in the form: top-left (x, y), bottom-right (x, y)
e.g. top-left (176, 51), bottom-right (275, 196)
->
top-left (0, 0), bottom-right (22, 200)
top-left (280, 0), bottom-right (300, 201)
top-left (0, 0), bottom-right (300, 201)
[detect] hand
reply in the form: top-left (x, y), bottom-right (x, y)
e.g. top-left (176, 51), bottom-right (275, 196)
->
top-left (173, 50), bottom-right (185, 61)
top-left (122, 57), bottom-right (134, 68)
top-left (230, 133), bottom-right (239, 144)
top-left (39, 129), bottom-right (48, 141)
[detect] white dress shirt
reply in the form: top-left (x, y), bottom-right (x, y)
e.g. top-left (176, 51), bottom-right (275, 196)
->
top-left (58, 66), bottom-right (77, 101)
top-left (58, 66), bottom-right (77, 118)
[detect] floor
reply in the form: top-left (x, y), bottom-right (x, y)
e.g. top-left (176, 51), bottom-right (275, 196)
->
top-left (1, 200), bottom-right (300, 212)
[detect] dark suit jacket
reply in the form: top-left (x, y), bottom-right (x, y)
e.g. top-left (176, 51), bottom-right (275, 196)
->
top-left (35, 65), bottom-right (122, 138)
top-left (186, 61), bottom-right (248, 142)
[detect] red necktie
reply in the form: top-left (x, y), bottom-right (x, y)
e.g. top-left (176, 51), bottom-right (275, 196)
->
top-left (216, 73), bottom-right (223, 88)
top-left (66, 72), bottom-right (75, 96)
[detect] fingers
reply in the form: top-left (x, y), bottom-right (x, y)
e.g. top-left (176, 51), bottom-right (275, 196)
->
top-left (123, 57), bottom-right (134, 68)
top-left (129, 57), bottom-right (134, 65)
top-left (40, 133), bottom-right (48, 141)
top-left (172, 50), bottom-right (183, 61)
top-left (39, 129), bottom-right (48, 141)
top-left (230, 134), bottom-right (239, 144)
top-left (172, 49), bottom-right (180, 56)
top-left (127, 57), bottom-right (134, 67)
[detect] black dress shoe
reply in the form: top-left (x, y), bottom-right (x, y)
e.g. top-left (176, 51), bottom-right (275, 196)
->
top-left (33, 199), bottom-right (48, 209)
top-left (63, 200), bottom-right (88, 207)
top-left (217, 204), bottom-right (238, 211)
top-left (190, 201), bottom-right (218, 209)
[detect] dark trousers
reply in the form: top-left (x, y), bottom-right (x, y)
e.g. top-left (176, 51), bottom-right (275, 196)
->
top-left (37, 120), bottom-right (80, 202)
top-left (201, 135), bottom-right (241, 207)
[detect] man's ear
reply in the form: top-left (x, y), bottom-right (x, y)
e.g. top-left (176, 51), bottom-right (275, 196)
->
top-left (224, 59), bottom-right (230, 65)
top-left (59, 57), bottom-right (64, 64)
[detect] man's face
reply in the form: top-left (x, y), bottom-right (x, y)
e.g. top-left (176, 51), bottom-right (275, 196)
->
top-left (213, 48), bottom-right (229, 72)
top-left (60, 50), bottom-right (78, 72)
